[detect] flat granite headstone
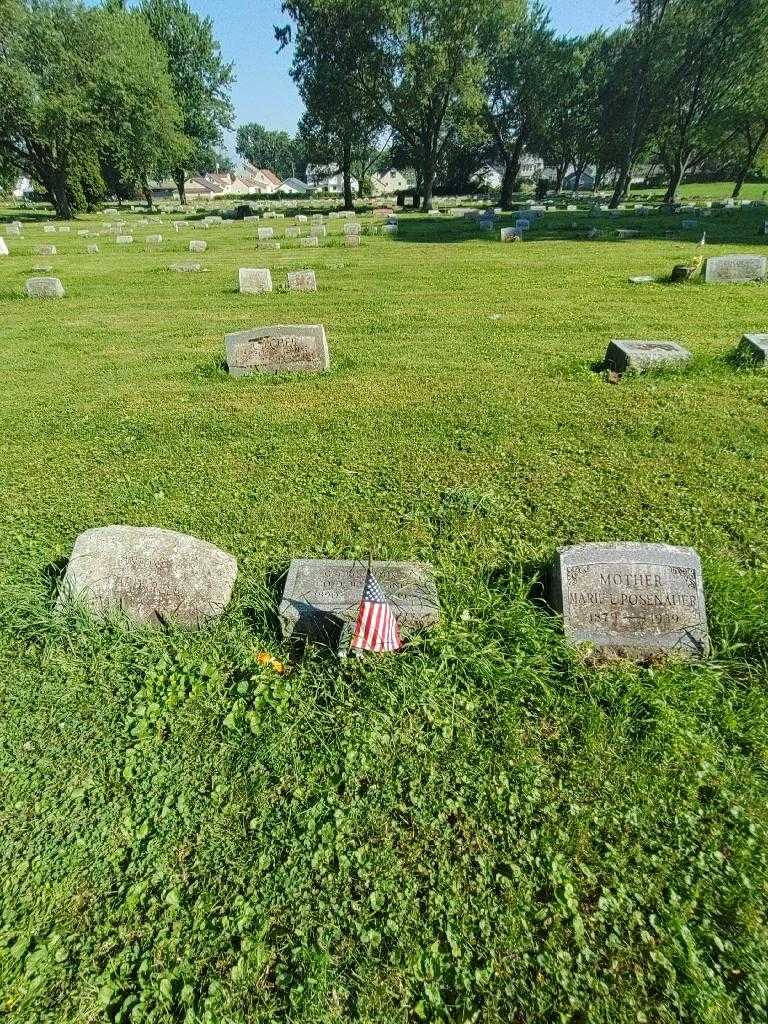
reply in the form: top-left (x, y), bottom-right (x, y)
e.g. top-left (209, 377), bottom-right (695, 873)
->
top-left (145, 234), bottom-right (163, 244)
top-left (704, 254), bottom-right (767, 284)
top-left (169, 261), bottom-right (202, 272)
top-left (258, 227), bottom-right (274, 240)
top-left (226, 324), bottom-right (329, 376)
top-left (302, 236), bottom-right (319, 247)
top-left (239, 268), bottom-right (273, 294)
top-left (189, 240), bottom-right (207, 253)
top-left (309, 226), bottom-right (326, 238)
top-left (116, 235), bottom-right (133, 245)
top-left (737, 333), bottom-right (768, 366)
top-left (25, 276), bottom-right (65, 298)
top-left (279, 558), bottom-right (440, 642)
top-left (344, 234), bottom-right (360, 247)
top-left (43, 225), bottom-right (57, 234)
top-left (287, 270), bottom-right (317, 292)
top-left (500, 227), bottom-right (521, 242)
top-left (58, 525), bottom-right (237, 628)
top-left (629, 276), bottom-right (656, 285)
top-left (285, 226), bottom-right (301, 238)
top-left (343, 222), bottom-right (361, 235)
top-left (604, 339), bottom-right (692, 372)
top-left (86, 244), bottom-right (99, 254)
top-left (37, 245), bottom-right (57, 256)
top-left (549, 542), bottom-right (709, 660)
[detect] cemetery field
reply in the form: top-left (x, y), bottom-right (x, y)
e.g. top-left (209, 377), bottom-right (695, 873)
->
top-left (2, 204), bottom-right (768, 1023)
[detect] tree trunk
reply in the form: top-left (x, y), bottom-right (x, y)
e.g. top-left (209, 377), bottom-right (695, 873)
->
top-left (174, 170), bottom-right (186, 205)
top-left (609, 164), bottom-right (631, 208)
top-left (663, 153), bottom-right (688, 205)
top-left (142, 176), bottom-right (153, 211)
top-left (572, 161), bottom-right (587, 192)
top-left (732, 126), bottom-right (768, 198)
top-left (421, 155), bottom-right (436, 212)
top-left (342, 139), bottom-right (353, 211)
top-left (554, 163), bottom-right (567, 193)
top-left (500, 136), bottom-right (524, 209)
top-left (51, 172), bottom-right (71, 219)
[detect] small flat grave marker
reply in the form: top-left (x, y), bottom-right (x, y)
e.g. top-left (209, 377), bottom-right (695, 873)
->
top-left (145, 234), bottom-right (163, 244)
top-left (58, 525), bottom-right (237, 628)
top-left (86, 244), bottom-right (99, 254)
top-left (169, 261), bottom-right (202, 272)
top-left (604, 339), bottom-right (691, 372)
top-left (38, 245), bottom-right (57, 256)
top-left (226, 324), bottom-right (328, 376)
top-left (302, 236), bottom-right (319, 247)
top-left (26, 276), bottom-right (65, 298)
top-left (279, 558), bottom-right (440, 642)
top-left (189, 240), bottom-right (207, 253)
top-left (549, 542), bottom-right (709, 660)
top-left (737, 333), bottom-right (768, 366)
top-left (239, 268), bottom-right (273, 294)
top-left (258, 227), bottom-right (274, 240)
top-left (116, 235), bottom-right (133, 245)
top-left (704, 254), bottom-right (767, 283)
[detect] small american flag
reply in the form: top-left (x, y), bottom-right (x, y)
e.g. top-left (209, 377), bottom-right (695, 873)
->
top-left (350, 567), bottom-right (402, 653)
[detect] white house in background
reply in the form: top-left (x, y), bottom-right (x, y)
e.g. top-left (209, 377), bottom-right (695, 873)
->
top-left (276, 177), bottom-right (309, 195)
top-left (305, 165), bottom-right (359, 195)
top-left (477, 154), bottom-right (545, 190)
top-left (371, 168), bottom-right (408, 195)
top-left (477, 165), bottom-right (504, 189)
top-left (563, 168), bottom-right (596, 191)
top-left (239, 163), bottom-right (283, 194)
top-left (11, 176), bottom-right (33, 199)
top-left (185, 175), bottom-right (227, 198)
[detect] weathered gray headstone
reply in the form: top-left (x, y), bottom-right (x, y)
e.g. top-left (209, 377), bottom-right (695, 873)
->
top-left (615, 229), bottom-right (639, 239)
top-left (0, 238), bottom-right (8, 256)
top-left (258, 227), bottom-right (275, 240)
top-left (704, 254), bottom-right (767, 284)
top-left (309, 225), bottom-right (326, 238)
top-left (239, 267), bottom-right (273, 294)
top-left (285, 226), bottom-right (301, 238)
top-left (500, 227), bottom-right (521, 243)
top-left (287, 270), bottom-right (317, 292)
top-left (7, 224), bottom-right (22, 236)
top-left (737, 333), bottom-right (768, 366)
top-left (116, 235), bottom-right (133, 245)
top-left (25, 277), bottom-right (65, 298)
top-left (278, 558), bottom-right (440, 642)
top-left (58, 525), bottom-right (237, 628)
top-left (343, 222), bottom-right (361, 235)
top-left (629, 276), bottom-right (656, 285)
top-left (43, 225), bottom-right (57, 234)
top-left (86, 244), bottom-right (99, 254)
top-left (604, 339), bottom-right (692, 372)
top-left (258, 240), bottom-right (281, 250)
top-left (58, 226), bottom-right (70, 233)
top-left (381, 224), bottom-right (398, 235)
top-left (37, 245), bottom-right (57, 256)
top-left (301, 236), bottom-right (319, 247)
top-left (296, 214), bottom-right (308, 223)
top-left (145, 234), bottom-right (163, 244)
top-left (226, 324), bottom-right (329, 376)
top-left (344, 233), bottom-right (360, 247)
top-left (549, 542), bottom-right (709, 660)
top-left (189, 240), bottom-right (207, 253)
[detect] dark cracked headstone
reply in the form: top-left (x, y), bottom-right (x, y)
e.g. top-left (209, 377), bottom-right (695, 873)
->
top-left (604, 339), bottom-right (691, 372)
top-left (549, 542), bottom-right (709, 660)
top-left (225, 324), bottom-right (329, 376)
top-left (58, 525), bottom-right (237, 627)
top-left (737, 333), bottom-right (768, 366)
top-left (279, 558), bottom-right (440, 643)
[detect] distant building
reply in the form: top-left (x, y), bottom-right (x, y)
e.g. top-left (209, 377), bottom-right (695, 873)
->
top-left (276, 177), bottom-right (309, 195)
top-left (563, 169), bottom-right (596, 190)
top-left (305, 165), bottom-right (359, 195)
top-left (371, 168), bottom-right (409, 195)
top-left (10, 176), bottom-right (33, 199)
top-left (476, 155), bottom-right (545, 190)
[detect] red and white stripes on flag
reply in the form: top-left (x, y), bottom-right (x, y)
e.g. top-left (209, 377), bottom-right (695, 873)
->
top-left (350, 568), bottom-right (402, 652)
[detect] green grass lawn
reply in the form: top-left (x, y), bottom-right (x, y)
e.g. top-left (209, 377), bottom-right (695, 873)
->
top-left (632, 180), bottom-right (768, 201)
top-left (1, 198), bottom-right (767, 1023)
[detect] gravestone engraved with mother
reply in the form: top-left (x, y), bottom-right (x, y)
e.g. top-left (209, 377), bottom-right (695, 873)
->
top-left (549, 542), bottom-right (709, 660)
top-left (704, 254), bottom-right (767, 283)
top-left (58, 525), bottom-right (237, 628)
top-left (604, 339), bottom-right (692, 372)
top-left (279, 558), bottom-right (440, 642)
top-left (225, 324), bottom-right (329, 376)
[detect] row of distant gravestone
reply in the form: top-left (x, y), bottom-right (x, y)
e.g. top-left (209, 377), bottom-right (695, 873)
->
top-left (56, 526), bottom-right (710, 663)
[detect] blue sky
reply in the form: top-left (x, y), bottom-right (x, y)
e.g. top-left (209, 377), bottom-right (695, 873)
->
top-left (198, 0), bottom-right (630, 151)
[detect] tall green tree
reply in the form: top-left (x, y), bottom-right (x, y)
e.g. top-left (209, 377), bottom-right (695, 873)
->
top-left (235, 123), bottom-right (301, 180)
top-left (653, 0), bottom-right (768, 203)
top-left (277, 1), bottom-right (383, 209)
top-left (482, 2), bottom-right (554, 208)
top-left (0, 0), bottom-right (184, 217)
top-left (358, 0), bottom-right (515, 211)
top-left (139, 0), bottom-right (234, 205)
